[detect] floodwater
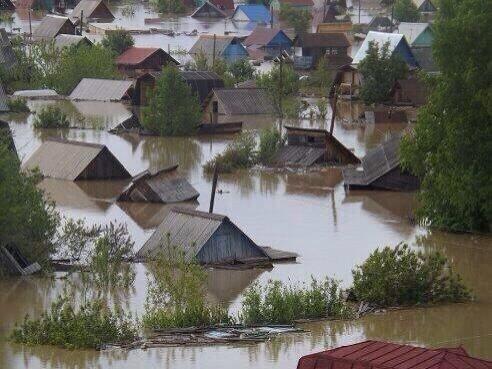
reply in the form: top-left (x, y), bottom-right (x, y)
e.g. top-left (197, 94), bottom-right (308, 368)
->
top-left (1, 98), bottom-right (491, 369)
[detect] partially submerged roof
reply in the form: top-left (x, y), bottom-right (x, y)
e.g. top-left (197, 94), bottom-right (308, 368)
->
top-left (191, 1), bottom-right (228, 18)
top-left (297, 340), bottom-right (492, 369)
top-left (189, 35), bottom-right (239, 59)
top-left (33, 15), bottom-right (74, 40)
top-left (232, 5), bottom-right (272, 23)
top-left (272, 145), bottom-right (327, 166)
top-left (244, 27), bottom-right (291, 47)
top-left (22, 138), bottom-right (131, 180)
top-left (395, 22), bottom-right (431, 45)
top-left (0, 83), bottom-right (8, 112)
top-left (70, 78), bottom-right (134, 101)
top-left (118, 165), bottom-right (200, 204)
top-left (54, 34), bottom-right (92, 49)
top-left (116, 47), bottom-right (179, 66)
top-left (368, 15), bottom-right (392, 29)
top-left (212, 88), bottom-right (274, 115)
top-left (70, 0), bottom-right (115, 22)
top-left (295, 32), bottom-right (350, 48)
top-left (352, 31), bottom-right (408, 65)
top-left (13, 89), bottom-right (60, 99)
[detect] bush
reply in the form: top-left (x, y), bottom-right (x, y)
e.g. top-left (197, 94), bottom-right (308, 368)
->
top-left (33, 105), bottom-right (69, 128)
top-left (394, 0), bottom-right (420, 22)
top-left (258, 126), bottom-right (283, 164)
top-left (279, 4), bottom-right (312, 34)
top-left (240, 277), bottom-right (353, 325)
top-left (351, 243), bottom-right (471, 307)
top-left (257, 64), bottom-right (299, 117)
top-left (101, 30), bottom-right (134, 55)
top-left (7, 97), bottom-right (30, 113)
top-left (203, 132), bottom-right (257, 173)
top-left (11, 296), bottom-right (138, 349)
top-left (228, 58), bottom-right (255, 84)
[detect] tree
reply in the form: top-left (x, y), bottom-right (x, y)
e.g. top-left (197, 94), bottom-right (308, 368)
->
top-left (400, 0), bottom-right (492, 232)
top-left (310, 58), bottom-right (333, 92)
top-left (150, 0), bottom-right (185, 13)
top-left (228, 58), bottom-right (255, 83)
top-left (393, 0), bottom-right (420, 22)
top-left (358, 41), bottom-right (408, 104)
top-left (142, 67), bottom-right (202, 136)
top-left (279, 4), bottom-right (312, 34)
top-left (101, 30), bottom-right (134, 55)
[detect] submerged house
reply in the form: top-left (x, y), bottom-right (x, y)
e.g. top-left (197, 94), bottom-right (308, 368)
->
top-left (368, 15), bottom-right (393, 32)
top-left (70, 78), bottom-right (134, 102)
top-left (118, 165), bottom-right (199, 204)
top-left (22, 138), bottom-right (131, 181)
top-left (272, 126), bottom-right (360, 167)
top-left (54, 34), bottom-right (92, 49)
top-left (231, 4), bottom-right (272, 23)
top-left (136, 207), bottom-right (297, 265)
top-left (69, 0), bottom-right (115, 24)
top-left (116, 47), bottom-right (179, 78)
top-left (412, 0), bottom-right (436, 13)
top-left (243, 27), bottom-right (292, 59)
top-left (270, 0), bottom-right (314, 12)
top-left (342, 134), bottom-right (419, 191)
top-left (190, 35), bottom-right (249, 64)
top-left (395, 22), bottom-right (433, 47)
top-left (32, 15), bottom-right (76, 41)
top-left (293, 32), bottom-right (351, 70)
top-left (191, 1), bottom-right (228, 18)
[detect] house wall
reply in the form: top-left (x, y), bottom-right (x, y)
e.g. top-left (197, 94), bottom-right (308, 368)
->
top-left (197, 221), bottom-right (266, 264)
top-left (232, 8), bottom-right (249, 21)
top-left (58, 21), bottom-right (76, 37)
top-left (395, 41), bottom-right (417, 67)
top-left (77, 148), bottom-right (130, 180)
top-left (264, 32), bottom-right (293, 55)
top-left (90, 2), bottom-right (114, 19)
top-left (118, 52), bottom-right (175, 78)
top-left (223, 43), bottom-right (249, 63)
top-left (203, 93), bottom-right (225, 121)
top-left (413, 28), bottom-right (433, 47)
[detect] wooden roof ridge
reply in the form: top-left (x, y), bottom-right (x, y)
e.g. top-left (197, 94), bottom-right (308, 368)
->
top-left (284, 125), bottom-right (329, 134)
top-left (170, 206), bottom-right (228, 222)
top-left (45, 137), bottom-right (105, 149)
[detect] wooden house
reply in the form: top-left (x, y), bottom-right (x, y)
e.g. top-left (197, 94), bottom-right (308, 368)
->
top-left (0, 0), bottom-right (15, 11)
top-left (191, 1), bottom-right (228, 18)
top-left (118, 165), bottom-right (199, 204)
top-left (69, 0), bottom-right (115, 24)
top-left (243, 27), bottom-right (292, 58)
top-left (231, 4), bottom-right (272, 23)
top-left (54, 34), bottom-right (92, 49)
top-left (390, 75), bottom-right (429, 106)
top-left (270, 0), bottom-right (314, 12)
top-left (136, 207), bottom-right (297, 265)
top-left (293, 32), bottom-right (351, 69)
top-left (22, 138), bottom-right (131, 181)
top-left (32, 15), bottom-right (76, 41)
top-left (412, 0), bottom-right (436, 13)
top-left (411, 46), bottom-right (438, 73)
top-left (272, 126), bottom-right (360, 167)
top-left (190, 35), bottom-right (249, 65)
top-left (116, 47), bottom-right (179, 78)
top-left (332, 64), bottom-right (362, 99)
top-left (70, 78), bottom-right (134, 102)
top-left (368, 16), bottom-right (393, 32)
top-left (342, 134), bottom-right (420, 191)
top-left (395, 22), bottom-right (433, 47)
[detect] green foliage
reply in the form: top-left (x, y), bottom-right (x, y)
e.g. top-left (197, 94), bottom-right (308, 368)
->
top-left (7, 97), bottom-right (30, 113)
top-left (10, 295), bottom-right (138, 349)
top-left (258, 126), bottom-right (283, 164)
top-left (352, 244), bottom-right (471, 307)
top-left (0, 141), bottom-right (59, 272)
top-left (142, 66), bottom-right (202, 136)
top-left (394, 0), bottom-right (421, 22)
top-left (240, 277), bottom-right (353, 325)
top-left (101, 30), bottom-right (135, 55)
top-left (228, 58), bottom-right (255, 83)
top-left (283, 96), bottom-right (304, 118)
top-left (317, 98), bottom-right (329, 119)
top-left (203, 132), bottom-right (257, 173)
top-left (33, 105), bottom-right (69, 129)
top-left (358, 41), bottom-right (408, 104)
top-left (310, 58), bottom-right (333, 92)
top-left (400, 0), bottom-right (492, 232)
top-left (151, 0), bottom-right (185, 13)
top-left (279, 4), bottom-right (312, 34)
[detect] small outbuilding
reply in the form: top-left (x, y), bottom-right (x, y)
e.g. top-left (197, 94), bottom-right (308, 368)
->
top-left (390, 75), bottom-right (429, 106)
top-left (243, 27), bottom-right (292, 58)
top-left (32, 15), bottom-right (76, 41)
top-left (191, 1), bottom-right (228, 18)
top-left (342, 134), bottom-right (419, 191)
top-left (294, 32), bottom-right (351, 69)
top-left (69, 78), bottom-right (134, 102)
top-left (332, 64), bottom-right (362, 99)
top-left (272, 126), bottom-right (360, 167)
top-left (395, 22), bottom-right (433, 47)
top-left (118, 165), bottom-right (199, 204)
top-left (190, 35), bottom-right (249, 65)
top-left (54, 34), bottom-right (93, 49)
top-left (116, 47), bottom-right (179, 78)
top-left (412, 0), bottom-right (436, 13)
top-left (69, 0), bottom-right (115, 24)
top-left (297, 340), bottom-right (490, 369)
top-left (231, 4), bottom-right (272, 23)
top-left (368, 15), bottom-right (393, 32)
top-left (22, 138), bottom-right (131, 181)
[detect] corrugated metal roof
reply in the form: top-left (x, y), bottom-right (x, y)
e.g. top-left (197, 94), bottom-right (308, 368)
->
top-left (0, 83), bottom-right (8, 111)
top-left (232, 5), bottom-right (272, 23)
top-left (295, 32), bottom-right (350, 48)
top-left (70, 0), bottom-right (114, 21)
top-left (352, 31), bottom-right (405, 64)
top-left (70, 78), bottom-right (134, 101)
top-left (191, 1), bottom-right (228, 18)
top-left (244, 27), bottom-right (290, 47)
top-left (297, 340), bottom-right (492, 369)
top-left (213, 88), bottom-right (274, 115)
top-left (33, 15), bottom-right (74, 40)
top-left (54, 34), bottom-right (92, 49)
top-left (395, 22), bottom-right (431, 45)
top-left (189, 34), bottom-right (236, 58)
top-left (411, 46), bottom-right (438, 73)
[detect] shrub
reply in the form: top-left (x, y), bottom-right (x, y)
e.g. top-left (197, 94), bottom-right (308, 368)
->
top-left (7, 97), bottom-right (30, 113)
top-left (257, 64), bottom-right (299, 117)
top-left (258, 127), bottom-right (283, 164)
top-left (11, 295), bottom-right (138, 349)
top-left (394, 0), bottom-right (420, 22)
top-left (352, 243), bottom-right (471, 307)
top-left (228, 58), bottom-right (255, 84)
top-left (101, 30), bottom-right (134, 55)
top-left (33, 105), bottom-right (69, 129)
top-left (203, 132), bottom-right (257, 173)
top-left (240, 277), bottom-right (353, 325)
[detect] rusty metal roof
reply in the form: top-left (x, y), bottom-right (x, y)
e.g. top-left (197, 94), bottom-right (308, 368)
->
top-left (70, 0), bottom-right (115, 21)
top-left (297, 340), bottom-right (492, 369)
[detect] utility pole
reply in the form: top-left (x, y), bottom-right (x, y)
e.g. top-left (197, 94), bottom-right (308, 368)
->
top-left (209, 165), bottom-right (219, 213)
top-left (278, 44), bottom-right (284, 126)
top-left (28, 8), bottom-right (32, 38)
top-left (212, 34), bottom-right (216, 68)
top-left (390, 3), bottom-right (394, 32)
top-left (358, 0), bottom-right (361, 24)
top-left (79, 10), bottom-right (83, 35)
top-left (329, 88), bottom-right (338, 136)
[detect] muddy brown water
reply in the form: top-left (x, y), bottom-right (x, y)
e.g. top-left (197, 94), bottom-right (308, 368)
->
top-left (1, 99), bottom-right (491, 368)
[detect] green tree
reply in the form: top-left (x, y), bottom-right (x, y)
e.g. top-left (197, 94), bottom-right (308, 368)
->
top-left (142, 67), bottom-right (202, 136)
top-left (228, 58), bottom-right (255, 83)
top-left (310, 57), bottom-right (333, 92)
top-left (101, 30), bottom-right (135, 55)
top-left (400, 0), bottom-right (492, 232)
top-left (279, 4), bottom-right (312, 34)
top-left (358, 41), bottom-right (408, 104)
top-left (151, 0), bottom-right (185, 13)
top-left (394, 0), bottom-right (420, 22)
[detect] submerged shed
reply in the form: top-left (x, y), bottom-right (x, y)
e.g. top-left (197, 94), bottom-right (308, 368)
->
top-left (54, 34), bottom-right (93, 49)
top-left (32, 15), bottom-right (76, 41)
top-left (190, 35), bottom-right (249, 64)
top-left (118, 165), bottom-right (199, 204)
top-left (272, 126), bottom-right (360, 167)
top-left (69, 0), bottom-right (115, 23)
top-left (69, 78), bottom-right (134, 101)
top-left (342, 134), bottom-right (419, 191)
top-left (390, 76), bottom-right (429, 106)
top-left (22, 138), bottom-right (131, 180)
top-left (202, 88), bottom-right (274, 116)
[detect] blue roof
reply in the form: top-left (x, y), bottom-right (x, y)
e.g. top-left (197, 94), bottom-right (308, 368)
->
top-left (234, 5), bottom-right (272, 23)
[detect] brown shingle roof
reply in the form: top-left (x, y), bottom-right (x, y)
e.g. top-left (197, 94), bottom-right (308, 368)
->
top-left (295, 32), bottom-right (350, 48)
top-left (117, 47), bottom-right (161, 65)
top-left (244, 27), bottom-right (290, 47)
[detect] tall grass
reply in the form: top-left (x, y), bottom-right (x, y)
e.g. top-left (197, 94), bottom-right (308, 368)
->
top-left (203, 132), bottom-right (256, 174)
top-left (7, 97), bottom-right (30, 113)
top-left (33, 105), bottom-right (69, 129)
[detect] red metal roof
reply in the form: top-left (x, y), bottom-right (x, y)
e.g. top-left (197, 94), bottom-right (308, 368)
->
top-left (116, 47), bottom-right (162, 65)
top-left (211, 0), bottom-right (234, 10)
top-left (297, 341), bottom-right (492, 369)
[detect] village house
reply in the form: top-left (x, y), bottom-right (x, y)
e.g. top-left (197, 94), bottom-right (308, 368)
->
top-left (390, 75), bottom-right (429, 106)
top-left (270, 0), bottom-right (314, 12)
top-left (272, 126), bottom-right (359, 167)
top-left (70, 78), bottom-right (134, 102)
top-left (0, 0), bottom-right (15, 11)
top-left (231, 4), bottom-right (272, 23)
top-left (342, 134), bottom-right (420, 191)
top-left (395, 22), bottom-right (433, 47)
top-left (0, 29), bottom-right (16, 74)
top-left (191, 2), bottom-right (228, 18)
top-left (243, 27), bottom-right (292, 59)
top-left (69, 0), bottom-right (115, 24)
top-left (32, 15), bottom-right (77, 41)
top-left (190, 35), bottom-right (249, 65)
top-left (297, 340), bottom-right (489, 369)
top-left (22, 138), bottom-right (131, 181)
top-left (136, 207), bottom-right (297, 265)
top-left (293, 32), bottom-right (351, 70)
top-left (118, 165), bottom-right (199, 204)
top-left (411, 45), bottom-right (438, 73)
top-left (54, 34), bottom-right (93, 49)
top-left (368, 15), bottom-right (393, 32)
top-left (116, 47), bottom-right (179, 78)
top-left (412, 0), bottom-right (436, 13)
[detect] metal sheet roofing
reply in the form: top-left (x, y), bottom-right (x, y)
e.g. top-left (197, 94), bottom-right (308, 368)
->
top-left (189, 35), bottom-right (236, 58)
top-left (191, 1), bottom-right (228, 18)
top-left (116, 47), bottom-right (178, 66)
top-left (0, 83), bottom-right (8, 112)
top-left (70, 78), bottom-right (134, 101)
top-left (395, 22), bottom-right (431, 45)
top-left (272, 145), bottom-right (326, 167)
top-left (213, 88), bottom-right (274, 115)
top-left (13, 89), bottom-right (59, 99)
top-left (233, 5), bottom-right (272, 23)
top-left (297, 340), bottom-right (492, 369)
top-left (54, 34), bottom-right (92, 49)
top-left (69, 0), bottom-right (114, 21)
top-left (244, 27), bottom-right (290, 47)
top-left (33, 15), bottom-right (74, 40)
top-left (352, 31), bottom-right (405, 64)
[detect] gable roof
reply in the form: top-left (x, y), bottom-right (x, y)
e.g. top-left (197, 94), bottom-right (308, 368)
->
top-left (396, 22), bottom-right (432, 45)
top-left (297, 340), bottom-right (492, 369)
top-left (212, 88), bottom-right (274, 115)
top-left (232, 5), bottom-right (272, 23)
top-left (22, 138), bottom-right (129, 180)
top-left (0, 29), bottom-right (17, 72)
top-left (352, 31), bottom-right (407, 64)
top-left (54, 34), bottom-right (92, 49)
top-left (411, 46), bottom-right (438, 73)
top-left (189, 35), bottom-right (247, 63)
top-left (70, 78), bottom-right (134, 101)
top-left (33, 15), bottom-right (74, 40)
top-left (295, 32), bottom-right (350, 48)
top-left (244, 27), bottom-right (291, 47)
top-left (69, 0), bottom-right (115, 22)
top-left (412, 0), bottom-right (436, 11)
top-left (116, 47), bottom-right (178, 66)
top-left (191, 1), bottom-right (228, 18)
top-left (368, 15), bottom-right (392, 29)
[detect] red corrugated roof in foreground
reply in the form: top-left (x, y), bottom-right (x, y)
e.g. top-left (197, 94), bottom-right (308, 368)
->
top-left (297, 341), bottom-right (492, 369)
top-left (116, 47), bottom-right (162, 65)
